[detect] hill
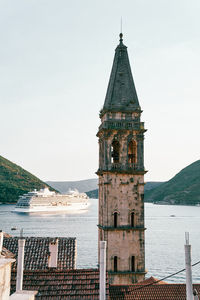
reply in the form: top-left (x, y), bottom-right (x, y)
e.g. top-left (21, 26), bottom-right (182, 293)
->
top-left (0, 155), bottom-right (54, 203)
top-left (86, 181), bottom-right (163, 199)
top-left (46, 178), bottom-right (98, 194)
top-left (145, 160), bottom-right (200, 205)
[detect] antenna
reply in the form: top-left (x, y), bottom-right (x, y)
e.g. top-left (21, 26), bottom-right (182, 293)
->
top-left (185, 232), bottom-right (189, 245)
top-left (20, 228), bottom-right (23, 239)
top-left (119, 18), bottom-right (123, 43)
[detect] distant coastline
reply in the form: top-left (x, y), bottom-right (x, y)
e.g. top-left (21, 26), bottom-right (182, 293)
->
top-left (1, 153), bottom-right (200, 206)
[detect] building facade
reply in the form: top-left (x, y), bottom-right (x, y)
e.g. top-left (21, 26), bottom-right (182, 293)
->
top-left (97, 34), bottom-right (147, 285)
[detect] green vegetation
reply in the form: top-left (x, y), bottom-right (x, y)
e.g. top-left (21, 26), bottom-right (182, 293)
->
top-left (2, 153), bottom-right (199, 206)
top-left (145, 160), bottom-right (200, 205)
top-left (0, 155), bottom-right (55, 203)
top-left (86, 189), bottom-right (98, 199)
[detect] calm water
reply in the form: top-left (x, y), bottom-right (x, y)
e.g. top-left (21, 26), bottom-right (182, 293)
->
top-left (0, 200), bottom-right (200, 283)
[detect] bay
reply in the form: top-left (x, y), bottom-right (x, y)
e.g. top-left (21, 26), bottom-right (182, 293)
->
top-left (0, 200), bottom-right (200, 283)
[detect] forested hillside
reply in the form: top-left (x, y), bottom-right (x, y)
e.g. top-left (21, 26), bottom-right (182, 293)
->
top-left (145, 160), bottom-right (200, 205)
top-left (0, 155), bottom-right (54, 203)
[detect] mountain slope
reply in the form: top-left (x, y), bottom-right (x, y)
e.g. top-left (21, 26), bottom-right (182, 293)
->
top-left (145, 160), bottom-right (200, 205)
top-left (0, 155), bottom-right (53, 203)
top-left (46, 179), bottom-right (98, 194)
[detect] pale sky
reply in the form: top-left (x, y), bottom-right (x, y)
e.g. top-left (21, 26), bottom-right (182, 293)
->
top-left (0, 0), bottom-right (200, 182)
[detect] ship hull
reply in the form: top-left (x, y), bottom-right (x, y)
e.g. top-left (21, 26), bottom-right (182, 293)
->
top-left (13, 202), bottom-right (90, 213)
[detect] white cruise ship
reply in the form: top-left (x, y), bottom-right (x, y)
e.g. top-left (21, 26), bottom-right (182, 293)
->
top-left (13, 187), bottom-right (90, 213)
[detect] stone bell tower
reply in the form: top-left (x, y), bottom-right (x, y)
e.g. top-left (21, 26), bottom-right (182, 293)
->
top-left (97, 33), bottom-right (147, 285)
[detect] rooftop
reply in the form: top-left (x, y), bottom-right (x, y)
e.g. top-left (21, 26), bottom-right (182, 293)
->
top-left (10, 270), bottom-right (200, 299)
top-left (11, 269), bottom-right (109, 300)
top-left (3, 237), bottom-right (76, 270)
top-left (109, 282), bottom-right (200, 299)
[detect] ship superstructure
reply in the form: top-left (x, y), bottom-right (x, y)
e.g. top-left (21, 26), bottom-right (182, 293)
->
top-left (13, 187), bottom-right (90, 213)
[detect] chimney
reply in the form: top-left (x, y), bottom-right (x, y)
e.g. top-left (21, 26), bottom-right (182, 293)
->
top-left (0, 230), bottom-right (3, 257)
top-left (16, 229), bottom-right (25, 291)
top-left (48, 239), bottom-right (58, 268)
top-left (185, 232), bottom-right (193, 300)
top-left (99, 241), bottom-right (106, 300)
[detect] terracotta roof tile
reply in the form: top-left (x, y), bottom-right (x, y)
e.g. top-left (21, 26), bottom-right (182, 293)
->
top-left (1, 246), bottom-right (15, 259)
top-left (132, 276), bottom-right (167, 285)
top-left (3, 237), bottom-right (76, 270)
top-left (3, 232), bottom-right (12, 238)
top-left (110, 282), bottom-right (200, 299)
top-left (11, 269), bottom-right (109, 299)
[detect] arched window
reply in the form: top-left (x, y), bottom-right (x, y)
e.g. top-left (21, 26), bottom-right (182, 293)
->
top-left (114, 212), bottom-right (118, 228)
top-left (131, 256), bottom-right (135, 272)
top-left (111, 140), bottom-right (120, 163)
top-left (114, 256), bottom-right (118, 272)
top-left (128, 140), bottom-right (137, 164)
top-left (131, 212), bottom-right (135, 227)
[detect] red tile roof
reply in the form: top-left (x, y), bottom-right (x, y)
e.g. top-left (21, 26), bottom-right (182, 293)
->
top-left (1, 246), bottom-right (15, 259)
top-left (10, 269), bottom-right (109, 300)
top-left (9, 268), bottom-right (200, 300)
top-left (3, 231), bottom-right (12, 238)
top-left (134, 276), bottom-right (167, 285)
top-left (110, 283), bottom-right (200, 299)
top-left (3, 237), bottom-right (76, 270)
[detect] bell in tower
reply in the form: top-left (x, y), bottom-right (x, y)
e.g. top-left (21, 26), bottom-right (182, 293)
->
top-left (97, 33), bottom-right (147, 285)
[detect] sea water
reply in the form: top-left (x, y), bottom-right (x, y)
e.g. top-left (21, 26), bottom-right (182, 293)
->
top-left (0, 200), bottom-right (200, 283)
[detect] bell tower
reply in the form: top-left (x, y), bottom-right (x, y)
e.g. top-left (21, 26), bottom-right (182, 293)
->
top-left (97, 33), bottom-right (147, 285)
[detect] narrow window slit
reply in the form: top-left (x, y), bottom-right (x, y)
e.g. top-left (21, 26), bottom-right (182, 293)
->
top-left (114, 256), bottom-right (118, 272)
top-left (131, 212), bottom-right (135, 227)
top-left (131, 256), bottom-right (135, 272)
top-left (114, 212), bottom-right (118, 228)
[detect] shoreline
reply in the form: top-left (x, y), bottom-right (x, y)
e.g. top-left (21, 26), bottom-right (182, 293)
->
top-left (1, 201), bottom-right (200, 207)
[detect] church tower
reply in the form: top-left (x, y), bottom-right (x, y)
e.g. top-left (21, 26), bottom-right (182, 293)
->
top-left (97, 34), bottom-right (147, 285)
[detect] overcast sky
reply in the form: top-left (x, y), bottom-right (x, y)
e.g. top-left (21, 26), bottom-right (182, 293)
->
top-left (0, 0), bottom-right (200, 182)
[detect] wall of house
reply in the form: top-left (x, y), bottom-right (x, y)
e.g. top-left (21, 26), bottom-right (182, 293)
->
top-left (10, 291), bottom-right (37, 300)
top-left (0, 258), bottom-right (15, 300)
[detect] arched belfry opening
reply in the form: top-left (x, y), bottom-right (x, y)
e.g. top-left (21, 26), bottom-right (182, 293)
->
top-left (111, 140), bottom-right (120, 163)
top-left (128, 140), bottom-right (137, 164)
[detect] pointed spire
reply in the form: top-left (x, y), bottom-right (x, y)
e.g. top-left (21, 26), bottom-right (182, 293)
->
top-left (102, 34), bottom-right (140, 115)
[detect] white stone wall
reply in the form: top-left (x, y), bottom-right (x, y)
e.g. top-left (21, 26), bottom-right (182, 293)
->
top-left (10, 291), bottom-right (37, 300)
top-left (0, 258), bottom-right (15, 300)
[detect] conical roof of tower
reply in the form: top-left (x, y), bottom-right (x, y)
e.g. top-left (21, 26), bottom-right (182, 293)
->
top-left (102, 33), bottom-right (140, 114)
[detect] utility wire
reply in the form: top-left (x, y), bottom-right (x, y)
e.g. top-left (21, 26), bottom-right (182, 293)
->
top-left (141, 260), bottom-right (200, 288)
top-left (112, 260), bottom-right (200, 297)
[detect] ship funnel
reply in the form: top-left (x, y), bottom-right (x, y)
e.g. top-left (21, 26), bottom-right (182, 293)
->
top-left (48, 239), bottom-right (58, 268)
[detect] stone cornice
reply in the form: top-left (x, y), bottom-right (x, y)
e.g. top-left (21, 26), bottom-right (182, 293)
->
top-left (108, 270), bottom-right (146, 275)
top-left (96, 170), bottom-right (148, 176)
top-left (98, 225), bottom-right (146, 231)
